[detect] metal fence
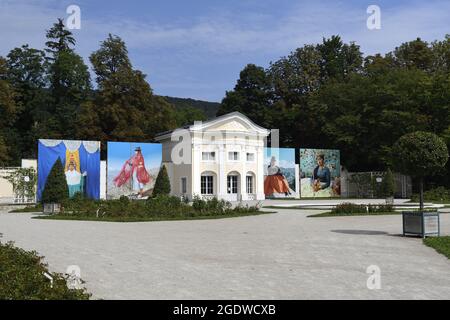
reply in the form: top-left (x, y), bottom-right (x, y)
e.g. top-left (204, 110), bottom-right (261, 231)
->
top-left (341, 170), bottom-right (412, 199)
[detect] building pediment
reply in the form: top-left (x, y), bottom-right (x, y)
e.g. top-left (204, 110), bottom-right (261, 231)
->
top-left (155, 111), bottom-right (270, 141)
top-left (192, 112), bottom-right (269, 136)
top-left (206, 119), bottom-right (249, 132)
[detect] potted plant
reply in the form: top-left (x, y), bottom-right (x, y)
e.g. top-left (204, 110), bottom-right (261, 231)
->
top-left (41, 158), bottom-right (69, 214)
top-left (392, 131), bottom-right (448, 237)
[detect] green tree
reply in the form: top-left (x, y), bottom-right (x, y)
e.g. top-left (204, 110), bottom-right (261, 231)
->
top-left (41, 158), bottom-right (69, 204)
top-left (218, 64), bottom-right (272, 126)
top-left (268, 45), bottom-right (323, 146)
top-left (317, 35), bottom-right (363, 82)
top-left (89, 34), bottom-right (176, 142)
top-left (0, 135), bottom-right (10, 166)
top-left (392, 37), bottom-right (433, 71)
top-left (391, 131), bottom-right (448, 210)
top-left (174, 106), bottom-right (207, 127)
top-left (0, 57), bottom-right (18, 165)
top-left (152, 165), bottom-right (170, 196)
top-left (45, 19), bottom-right (91, 138)
top-left (6, 45), bottom-right (49, 159)
top-left (430, 34), bottom-right (450, 73)
top-left (45, 18), bottom-right (75, 57)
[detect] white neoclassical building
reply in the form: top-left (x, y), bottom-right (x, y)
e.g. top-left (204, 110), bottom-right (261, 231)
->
top-left (154, 112), bottom-right (270, 201)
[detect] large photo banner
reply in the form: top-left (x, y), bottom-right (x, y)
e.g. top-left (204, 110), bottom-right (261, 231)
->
top-left (300, 148), bottom-right (340, 197)
top-left (37, 139), bottom-right (101, 201)
top-left (107, 142), bottom-right (162, 199)
top-left (264, 148), bottom-right (297, 198)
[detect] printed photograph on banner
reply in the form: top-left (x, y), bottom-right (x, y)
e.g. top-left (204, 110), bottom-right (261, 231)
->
top-left (264, 148), bottom-right (296, 198)
top-left (107, 142), bottom-right (162, 199)
top-left (300, 148), bottom-right (341, 198)
top-left (37, 139), bottom-right (101, 201)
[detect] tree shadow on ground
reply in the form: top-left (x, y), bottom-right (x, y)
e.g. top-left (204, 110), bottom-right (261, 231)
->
top-left (331, 229), bottom-right (388, 235)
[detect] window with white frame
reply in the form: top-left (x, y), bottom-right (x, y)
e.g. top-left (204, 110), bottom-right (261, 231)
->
top-left (201, 176), bottom-right (213, 194)
top-left (228, 151), bottom-right (239, 161)
top-left (246, 175), bottom-right (253, 194)
top-left (181, 177), bottom-right (187, 194)
top-left (202, 151), bottom-right (216, 161)
top-left (227, 175), bottom-right (238, 194)
top-left (246, 152), bottom-right (255, 162)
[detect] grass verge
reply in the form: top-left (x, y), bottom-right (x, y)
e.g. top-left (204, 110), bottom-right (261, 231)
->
top-left (307, 211), bottom-right (401, 218)
top-left (423, 236), bottom-right (450, 259)
top-left (34, 210), bottom-right (272, 222)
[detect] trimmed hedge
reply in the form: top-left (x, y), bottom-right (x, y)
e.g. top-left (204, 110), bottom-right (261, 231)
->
top-left (26, 194), bottom-right (260, 221)
top-left (0, 241), bottom-right (91, 300)
top-left (331, 202), bottom-right (395, 214)
top-left (410, 187), bottom-right (450, 203)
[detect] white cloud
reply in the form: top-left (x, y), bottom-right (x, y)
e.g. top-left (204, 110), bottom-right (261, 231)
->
top-left (0, 0), bottom-right (448, 100)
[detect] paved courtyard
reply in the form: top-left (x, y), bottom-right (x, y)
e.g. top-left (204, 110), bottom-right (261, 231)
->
top-left (0, 204), bottom-right (449, 299)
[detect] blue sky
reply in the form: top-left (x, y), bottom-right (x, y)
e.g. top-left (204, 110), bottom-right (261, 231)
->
top-left (107, 142), bottom-right (162, 172)
top-left (1, 0), bottom-right (449, 101)
top-left (265, 148), bottom-right (295, 168)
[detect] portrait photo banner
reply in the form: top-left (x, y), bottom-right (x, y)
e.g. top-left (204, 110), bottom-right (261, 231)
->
top-left (299, 148), bottom-right (341, 198)
top-left (264, 148), bottom-right (297, 198)
top-left (37, 139), bottom-right (101, 201)
top-left (107, 142), bottom-right (162, 200)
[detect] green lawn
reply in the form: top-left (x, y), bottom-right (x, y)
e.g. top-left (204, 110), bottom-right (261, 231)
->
top-left (9, 205), bottom-right (42, 213)
top-left (34, 210), bottom-right (273, 222)
top-left (423, 236), bottom-right (450, 259)
top-left (307, 211), bottom-right (400, 218)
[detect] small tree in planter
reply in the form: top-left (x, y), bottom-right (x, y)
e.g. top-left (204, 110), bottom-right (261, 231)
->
top-left (152, 165), bottom-right (171, 197)
top-left (392, 131), bottom-right (448, 237)
top-left (41, 158), bottom-right (69, 213)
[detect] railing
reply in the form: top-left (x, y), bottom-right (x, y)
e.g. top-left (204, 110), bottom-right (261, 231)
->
top-left (201, 194), bottom-right (216, 201)
top-left (247, 194), bottom-right (256, 200)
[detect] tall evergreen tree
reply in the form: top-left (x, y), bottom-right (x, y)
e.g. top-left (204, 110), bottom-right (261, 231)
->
top-left (45, 18), bottom-right (75, 58)
top-left (152, 165), bottom-right (171, 196)
top-left (45, 19), bottom-right (91, 138)
top-left (41, 158), bottom-right (69, 204)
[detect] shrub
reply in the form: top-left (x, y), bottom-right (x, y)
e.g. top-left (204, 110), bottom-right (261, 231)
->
top-left (0, 241), bottom-right (90, 300)
top-left (146, 195), bottom-right (183, 215)
top-left (411, 187), bottom-right (450, 202)
top-left (332, 202), bottom-right (394, 214)
top-left (41, 158), bottom-right (69, 204)
top-left (30, 194), bottom-right (259, 220)
top-left (192, 195), bottom-right (206, 212)
top-left (152, 165), bottom-right (171, 197)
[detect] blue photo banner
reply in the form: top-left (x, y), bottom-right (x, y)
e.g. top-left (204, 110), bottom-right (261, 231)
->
top-left (37, 139), bottom-right (101, 201)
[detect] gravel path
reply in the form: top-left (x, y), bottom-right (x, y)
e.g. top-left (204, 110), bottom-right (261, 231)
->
top-left (1, 207), bottom-right (449, 299)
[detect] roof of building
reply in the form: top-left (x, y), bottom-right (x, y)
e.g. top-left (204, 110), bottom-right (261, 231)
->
top-left (154, 111), bottom-right (270, 140)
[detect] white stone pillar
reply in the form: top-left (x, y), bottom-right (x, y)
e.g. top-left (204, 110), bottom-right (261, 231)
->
top-left (256, 145), bottom-right (266, 200)
top-left (191, 144), bottom-right (201, 197)
top-left (241, 151), bottom-right (247, 200)
top-left (218, 144), bottom-right (226, 200)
